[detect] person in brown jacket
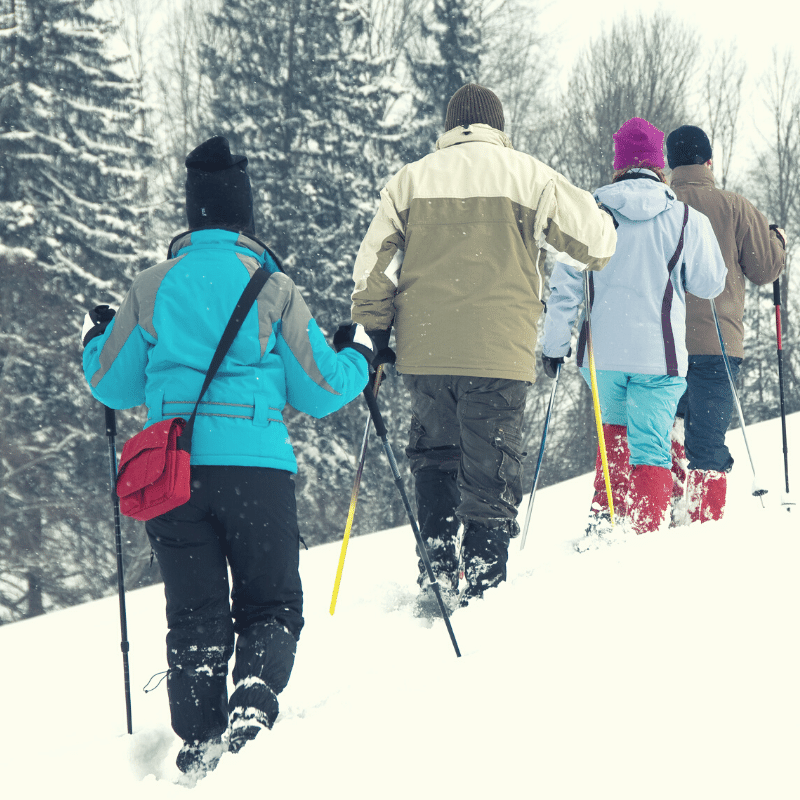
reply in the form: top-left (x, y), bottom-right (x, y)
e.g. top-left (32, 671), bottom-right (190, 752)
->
top-left (666, 125), bottom-right (786, 524)
top-left (351, 84), bottom-right (617, 608)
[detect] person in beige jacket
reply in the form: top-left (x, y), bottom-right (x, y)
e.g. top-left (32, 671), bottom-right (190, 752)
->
top-left (351, 84), bottom-right (617, 608)
top-left (666, 125), bottom-right (786, 524)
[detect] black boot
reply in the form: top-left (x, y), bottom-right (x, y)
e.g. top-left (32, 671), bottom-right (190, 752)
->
top-left (176, 735), bottom-right (226, 782)
top-left (460, 519), bottom-right (512, 606)
top-left (228, 622), bottom-right (297, 753)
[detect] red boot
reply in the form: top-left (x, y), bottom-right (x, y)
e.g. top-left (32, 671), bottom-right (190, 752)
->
top-left (669, 418), bottom-right (689, 527)
top-left (590, 424), bottom-right (631, 521)
top-left (627, 465), bottom-right (672, 534)
top-left (686, 469), bottom-right (727, 523)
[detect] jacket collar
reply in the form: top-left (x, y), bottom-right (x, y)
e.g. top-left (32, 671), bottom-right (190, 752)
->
top-left (669, 163), bottom-right (716, 189)
top-left (435, 123), bottom-right (513, 151)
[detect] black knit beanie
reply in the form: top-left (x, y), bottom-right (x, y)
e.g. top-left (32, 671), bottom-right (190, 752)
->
top-left (444, 84), bottom-right (505, 132)
top-left (665, 125), bottom-right (713, 169)
top-left (185, 136), bottom-right (255, 235)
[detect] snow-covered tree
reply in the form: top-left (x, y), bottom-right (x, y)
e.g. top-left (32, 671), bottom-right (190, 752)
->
top-left (0, 0), bottom-right (155, 621)
top-left (402, 0), bottom-right (482, 161)
top-left (198, 0), bottom-right (407, 542)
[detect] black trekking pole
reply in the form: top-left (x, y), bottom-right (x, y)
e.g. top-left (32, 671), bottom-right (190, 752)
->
top-left (361, 384), bottom-right (461, 658)
top-left (520, 362), bottom-right (561, 550)
top-left (104, 406), bottom-right (133, 734)
top-left (773, 280), bottom-right (793, 510)
top-left (710, 300), bottom-right (767, 505)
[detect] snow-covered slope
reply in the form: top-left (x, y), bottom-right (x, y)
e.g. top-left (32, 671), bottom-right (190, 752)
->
top-left (2, 414), bottom-right (798, 799)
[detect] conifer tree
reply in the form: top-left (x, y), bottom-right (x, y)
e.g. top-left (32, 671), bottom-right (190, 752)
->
top-left (200, 0), bottom-right (405, 542)
top-left (0, 0), bottom-right (154, 621)
top-left (403, 0), bottom-right (482, 162)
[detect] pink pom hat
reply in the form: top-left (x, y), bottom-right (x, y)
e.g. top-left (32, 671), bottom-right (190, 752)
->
top-left (612, 117), bottom-right (665, 171)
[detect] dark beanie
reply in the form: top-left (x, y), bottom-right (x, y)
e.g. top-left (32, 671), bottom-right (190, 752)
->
top-left (666, 125), bottom-right (713, 169)
top-left (185, 136), bottom-right (255, 235)
top-left (444, 84), bottom-right (504, 132)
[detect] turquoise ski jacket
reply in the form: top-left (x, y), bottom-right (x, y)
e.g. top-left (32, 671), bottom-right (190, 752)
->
top-left (83, 229), bottom-right (368, 472)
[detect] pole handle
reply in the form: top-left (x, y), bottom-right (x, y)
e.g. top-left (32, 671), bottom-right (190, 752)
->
top-left (362, 378), bottom-right (388, 439)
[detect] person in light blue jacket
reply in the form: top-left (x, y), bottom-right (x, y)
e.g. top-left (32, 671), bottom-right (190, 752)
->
top-left (81, 137), bottom-right (373, 780)
top-left (540, 118), bottom-right (726, 536)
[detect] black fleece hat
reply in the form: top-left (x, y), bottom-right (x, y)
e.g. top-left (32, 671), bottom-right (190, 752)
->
top-left (185, 136), bottom-right (255, 235)
top-left (444, 84), bottom-right (505, 132)
top-left (666, 125), bottom-right (713, 169)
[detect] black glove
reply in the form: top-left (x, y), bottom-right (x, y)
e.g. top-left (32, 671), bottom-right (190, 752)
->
top-left (367, 330), bottom-right (396, 368)
top-left (333, 321), bottom-right (375, 365)
top-left (81, 305), bottom-right (116, 347)
top-left (542, 350), bottom-right (569, 379)
top-left (770, 223), bottom-right (787, 249)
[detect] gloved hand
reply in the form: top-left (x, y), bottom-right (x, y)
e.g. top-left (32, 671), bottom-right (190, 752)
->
top-left (541, 351), bottom-right (568, 379)
top-left (770, 224), bottom-right (787, 249)
top-left (367, 329), bottom-right (397, 368)
top-left (81, 305), bottom-right (116, 347)
top-left (333, 321), bottom-right (375, 365)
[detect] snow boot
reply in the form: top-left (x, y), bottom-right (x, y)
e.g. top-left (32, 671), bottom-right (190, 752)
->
top-left (669, 417), bottom-right (690, 527)
top-left (626, 464), bottom-right (672, 535)
top-left (176, 735), bottom-right (226, 782)
top-left (227, 622), bottom-right (296, 754)
top-left (586, 424), bottom-right (631, 531)
top-left (460, 519), bottom-right (511, 606)
top-left (686, 469), bottom-right (727, 523)
top-left (414, 572), bottom-right (460, 618)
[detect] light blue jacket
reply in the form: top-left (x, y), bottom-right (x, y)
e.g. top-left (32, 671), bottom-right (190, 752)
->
top-left (83, 229), bottom-right (369, 472)
top-left (541, 173), bottom-right (727, 377)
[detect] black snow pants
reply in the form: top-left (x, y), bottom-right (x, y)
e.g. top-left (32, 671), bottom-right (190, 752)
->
top-left (146, 465), bottom-right (303, 744)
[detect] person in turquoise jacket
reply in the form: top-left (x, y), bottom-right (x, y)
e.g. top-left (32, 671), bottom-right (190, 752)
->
top-left (540, 118), bottom-right (726, 538)
top-left (81, 136), bottom-right (373, 781)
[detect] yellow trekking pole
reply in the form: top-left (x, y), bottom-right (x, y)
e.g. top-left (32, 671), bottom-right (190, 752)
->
top-left (583, 271), bottom-right (615, 526)
top-left (330, 364), bottom-right (384, 614)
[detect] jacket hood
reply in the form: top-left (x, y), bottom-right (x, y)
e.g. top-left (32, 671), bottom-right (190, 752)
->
top-left (435, 123), bottom-right (513, 151)
top-left (669, 163), bottom-right (716, 189)
top-left (595, 172), bottom-right (676, 222)
top-left (167, 228), bottom-right (284, 272)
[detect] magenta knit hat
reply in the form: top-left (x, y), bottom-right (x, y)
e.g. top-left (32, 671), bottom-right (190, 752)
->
top-left (612, 117), bottom-right (665, 170)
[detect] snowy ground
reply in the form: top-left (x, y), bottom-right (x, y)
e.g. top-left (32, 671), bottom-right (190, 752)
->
top-left (2, 413), bottom-right (798, 799)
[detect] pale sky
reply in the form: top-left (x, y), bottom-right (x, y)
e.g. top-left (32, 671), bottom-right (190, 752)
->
top-left (534, 0), bottom-right (796, 183)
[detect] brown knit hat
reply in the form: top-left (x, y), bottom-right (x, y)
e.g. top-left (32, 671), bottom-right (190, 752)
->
top-left (444, 84), bottom-right (504, 132)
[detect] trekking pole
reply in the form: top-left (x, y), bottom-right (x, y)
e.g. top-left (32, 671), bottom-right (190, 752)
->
top-left (709, 299), bottom-right (767, 505)
top-left (104, 406), bottom-right (133, 734)
top-left (361, 382), bottom-right (461, 658)
top-left (773, 280), bottom-right (793, 510)
top-left (330, 365), bottom-right (384, 615)
top-left (583, 271), bottom-right (615, 525)
top-left (520, 362), bottom-right (561, 549)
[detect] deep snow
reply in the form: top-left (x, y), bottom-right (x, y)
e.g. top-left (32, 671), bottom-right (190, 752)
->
top-left (1, 413), bottom-right (798, 799)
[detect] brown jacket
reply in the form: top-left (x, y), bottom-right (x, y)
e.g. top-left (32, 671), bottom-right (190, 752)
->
top-left (669, 165), bottom-right (784, 358)
top-left (351, 125), bottom-right (617, 382)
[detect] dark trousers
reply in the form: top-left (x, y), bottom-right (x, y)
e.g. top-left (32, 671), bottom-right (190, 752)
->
top-left (146, 465), bottom-right (303, 743)
top-left (676, 355), bottom-right (742, 472)
top-left (402, 375), bottom-right (528, 585)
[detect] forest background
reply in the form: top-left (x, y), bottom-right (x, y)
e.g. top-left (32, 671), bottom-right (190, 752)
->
top-left (1, 0), bottom-right (798, 623)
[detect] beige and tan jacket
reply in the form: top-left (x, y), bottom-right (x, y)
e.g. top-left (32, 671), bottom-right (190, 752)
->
top-left (670, 165), bottom-right (785, 358)
top-left (351, 125), bottom-right (617, 382)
